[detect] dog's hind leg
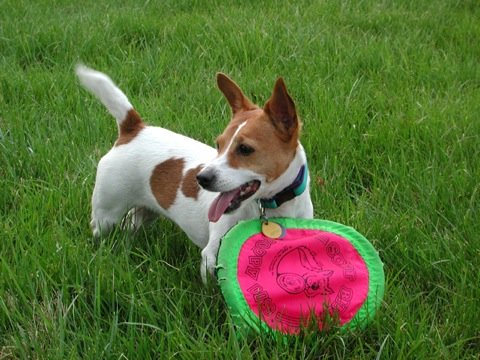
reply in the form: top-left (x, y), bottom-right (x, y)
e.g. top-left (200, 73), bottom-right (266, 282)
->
top-left (123, 207), bottom-right (158, 231)
top-left (90, 177), bottom-right (131, 237)
top-left (90, 206), bottom-right (126, 237)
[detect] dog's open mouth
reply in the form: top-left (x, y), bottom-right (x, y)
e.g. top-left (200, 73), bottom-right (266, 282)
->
top-left (208, 180), bottom-right (261, 222)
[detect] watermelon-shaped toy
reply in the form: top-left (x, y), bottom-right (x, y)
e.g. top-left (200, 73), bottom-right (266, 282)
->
top-left (217, 218), bottom-right (384, 335)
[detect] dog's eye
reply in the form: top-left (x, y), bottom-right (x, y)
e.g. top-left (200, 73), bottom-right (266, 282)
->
top-left (236, 144), bottom-right (255, 156)
top-left (215, 141), bottom-right (220, 151)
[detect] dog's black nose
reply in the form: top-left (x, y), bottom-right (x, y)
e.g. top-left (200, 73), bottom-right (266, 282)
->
top-left (196, 172), bottom-right (215, 189)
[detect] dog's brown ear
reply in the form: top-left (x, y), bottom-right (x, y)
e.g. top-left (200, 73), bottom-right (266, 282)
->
top-left (264, 77), bottom-right (299, 142)
top-left (217, 73), bottom-right (256, 114)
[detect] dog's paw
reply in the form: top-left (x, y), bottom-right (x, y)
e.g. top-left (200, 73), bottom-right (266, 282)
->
top-left (200, 249), bottom-right (217, 285)
top-left (90, 219), bottom-right (101, 237)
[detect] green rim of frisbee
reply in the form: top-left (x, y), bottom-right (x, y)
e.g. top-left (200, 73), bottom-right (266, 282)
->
top-left (216, 218), bottom-right (385, 335)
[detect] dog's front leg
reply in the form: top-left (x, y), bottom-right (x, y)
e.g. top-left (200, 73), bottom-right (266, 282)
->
top-left (200, 217), bottom-right (238, 284)
top-left (200, 238), bottom-right (220, 284)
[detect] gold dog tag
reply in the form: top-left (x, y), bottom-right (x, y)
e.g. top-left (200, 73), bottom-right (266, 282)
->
top-left (262, 221), bottom-right (286, 239)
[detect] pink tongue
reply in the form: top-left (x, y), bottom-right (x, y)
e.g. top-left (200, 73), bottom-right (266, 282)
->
top-left (208, 188), bottom-right (241, 222)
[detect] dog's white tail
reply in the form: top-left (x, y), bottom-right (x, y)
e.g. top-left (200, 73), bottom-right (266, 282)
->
top-left (76, 64), bottom-right (134, 125)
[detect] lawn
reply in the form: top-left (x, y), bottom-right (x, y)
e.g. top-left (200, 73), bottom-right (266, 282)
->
top-left (0, 0), bottom-right (479, 358)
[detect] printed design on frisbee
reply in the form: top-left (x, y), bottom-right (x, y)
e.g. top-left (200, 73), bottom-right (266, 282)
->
top-left (237, 229), bottom-right (369, 334)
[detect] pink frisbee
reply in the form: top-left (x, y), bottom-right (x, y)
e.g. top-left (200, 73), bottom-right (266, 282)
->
top-left (217, 218), bottom-right (384, 335)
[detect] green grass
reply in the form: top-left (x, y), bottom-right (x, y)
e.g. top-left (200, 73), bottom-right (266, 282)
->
top-left (1, 0), bottom-right (479, 358)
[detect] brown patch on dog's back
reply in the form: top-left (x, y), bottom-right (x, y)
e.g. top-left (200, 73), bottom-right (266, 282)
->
top-left (150, 158), bottom-right (185, 209)
top-left (115, 109), bottom-right (145, 146)
top-left (181, 165), bottom-right (204, 200)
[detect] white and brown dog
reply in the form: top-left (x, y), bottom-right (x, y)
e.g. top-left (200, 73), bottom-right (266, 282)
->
top-left (76, 65), bottom-right (313, 282)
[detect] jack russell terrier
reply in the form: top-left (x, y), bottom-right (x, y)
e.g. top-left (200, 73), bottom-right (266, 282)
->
top-left (76, 65), bottom-right (313, 283)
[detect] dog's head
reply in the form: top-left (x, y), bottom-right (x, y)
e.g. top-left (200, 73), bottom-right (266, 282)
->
top-left (197, 74), bottom-right (301, 222)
